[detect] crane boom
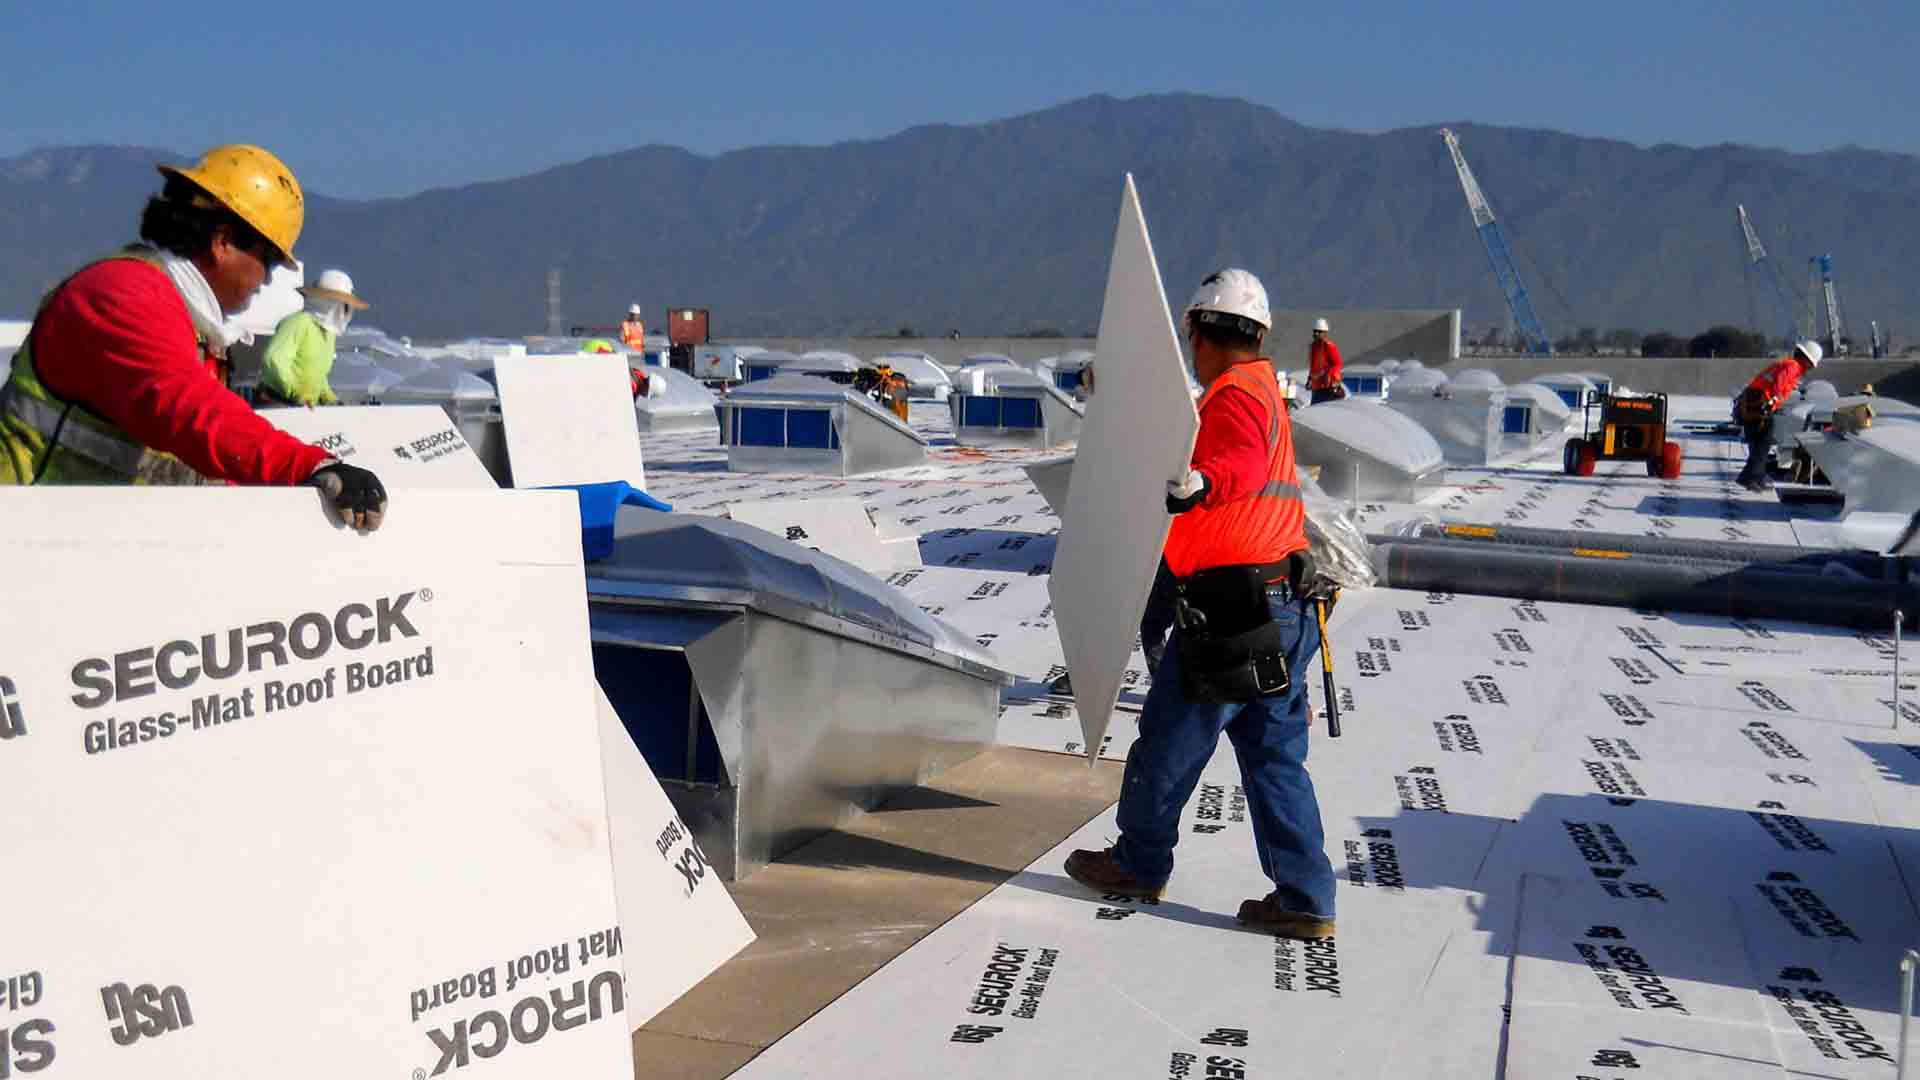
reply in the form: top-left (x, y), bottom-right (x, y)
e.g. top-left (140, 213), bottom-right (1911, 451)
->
top-left (1737, 205), bottom-right (1768, 264)
top-left (1818, 254), bottom-right (1847, 356)
top-left (1736, 204), bottom-right (1804, 341)
top-left (1440, 128), bottom-right (1552, 355)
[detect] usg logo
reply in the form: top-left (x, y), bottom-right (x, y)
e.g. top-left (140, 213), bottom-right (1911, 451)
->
top-left (0, 677), bottom-right (24, 740)
top-left (1, 1020), bottom-right (55, 1075)
top-left (100, 983), bottom-right (192, 1047)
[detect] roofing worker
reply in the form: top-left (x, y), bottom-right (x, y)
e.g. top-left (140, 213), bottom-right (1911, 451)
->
top-left (1064, 268), bottom-right (1336, 940)
top-left (1306, 317), bottom-right (1345, 403)
top-left (257, 269), bottom-right (368, 407)
top-left (1733, 340), bottom-right (1821, 491)
top-left (0, 145), bottom-right (387, 530)
top-left (620, 304), bottom-right (647, 351)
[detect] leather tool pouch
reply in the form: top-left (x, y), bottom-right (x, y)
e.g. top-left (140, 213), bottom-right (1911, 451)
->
top-left (1174, 560), bottom-right (1295, 704)
top-left (1734, 387), bottom-right (1771, 425)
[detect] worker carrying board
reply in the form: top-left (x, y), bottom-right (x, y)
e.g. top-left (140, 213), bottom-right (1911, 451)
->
top-left (1064, 268), bottom-right (1337, 941)
top-left (0, 144), bottom-right (386, 530)
top-left (1733, 339), bottom-right (1821, 492)
top-left (1306, 317), bottom-right (1345, 403)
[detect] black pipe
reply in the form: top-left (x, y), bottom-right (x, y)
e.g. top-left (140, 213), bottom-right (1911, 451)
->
top-left (1407, 522), bottom-right (1896, 578)
top-left (1370, 539), bottom-right (1917, 631)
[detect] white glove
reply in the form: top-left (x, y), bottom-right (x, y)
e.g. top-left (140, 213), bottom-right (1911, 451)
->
top-left (1166, 469), bottom-right (1209, 513)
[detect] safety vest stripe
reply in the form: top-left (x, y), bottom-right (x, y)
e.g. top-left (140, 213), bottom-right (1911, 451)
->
top-left (1258, 481), bottom-right (1302, 501)
top-left (1, 385), bottom-right (152, 475)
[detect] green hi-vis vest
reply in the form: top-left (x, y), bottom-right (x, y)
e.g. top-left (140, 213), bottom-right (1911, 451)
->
top-left (0, 246), bottom-right (208, 486)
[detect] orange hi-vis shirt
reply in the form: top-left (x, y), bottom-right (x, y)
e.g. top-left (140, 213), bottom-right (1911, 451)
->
top-left (1164, 360), bottom-right (1308, 578)
top-left (1307, 338), bottom-right (1343, 389)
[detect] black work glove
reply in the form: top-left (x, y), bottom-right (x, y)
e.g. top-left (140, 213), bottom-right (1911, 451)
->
top-left (309, 460), bottom-right (388, 532)
top-left (1166, 469), bottom-right (1209, 514)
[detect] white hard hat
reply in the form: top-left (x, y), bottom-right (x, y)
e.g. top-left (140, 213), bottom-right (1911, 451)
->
top-left (1793, 340), bottom-right (1823, 367)
top-left (298, 268), bottom-right (368, 309)
top-left (1184, 268), bottom-right (1271, 334)
top-left (1312, 318), bottom-right (1330, 333)
top-left (628, 303), bottom-right (643, 316)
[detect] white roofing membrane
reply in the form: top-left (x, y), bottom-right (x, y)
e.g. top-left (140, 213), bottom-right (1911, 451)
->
top-left (634, 391), bottom-right (1920, 1077)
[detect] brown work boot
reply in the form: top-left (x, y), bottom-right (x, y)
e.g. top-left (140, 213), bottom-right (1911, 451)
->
top-left (1237, 894), bottom-right (1336, 939)
top-left (1064, 847), bottom-right (1164, 900)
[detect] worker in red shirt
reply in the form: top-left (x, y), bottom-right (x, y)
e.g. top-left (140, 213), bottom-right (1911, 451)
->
top-left (0, 145), bottom-right (386, 530)
top-left (1064, 268), bottom-right (1335, 940)
top-left (1733, 340), bottom-right (1821, 491)
top-left (1305, 317), bottom-right (1345, 403)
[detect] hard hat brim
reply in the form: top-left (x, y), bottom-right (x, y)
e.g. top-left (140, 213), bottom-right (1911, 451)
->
top-left (298, 285), bottom-right (369, 309)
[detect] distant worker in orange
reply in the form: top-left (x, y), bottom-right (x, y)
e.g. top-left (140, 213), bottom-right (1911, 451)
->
top-left (1733, 340), bottom-right (1821, 491)
top-left (620, 304), bottom-right (647, 351)
top-left (1305, 317), bottom-right (1344, 404)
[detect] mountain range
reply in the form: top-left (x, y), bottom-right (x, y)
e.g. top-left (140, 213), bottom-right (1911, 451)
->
top-left (3, 94), bottom-right (1916, 344)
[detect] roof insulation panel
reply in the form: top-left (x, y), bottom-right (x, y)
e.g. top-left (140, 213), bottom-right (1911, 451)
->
top-left (630, 388), bottom-right (1920, 1078)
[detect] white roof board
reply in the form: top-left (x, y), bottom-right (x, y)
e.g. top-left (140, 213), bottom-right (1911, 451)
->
top-left (0, 488), bottom-right (633, 1076)
top-left (1049, 175), bottom-right (1198, 761)
top-left (494, 352), bottom-right (646, 490)
top-left (593, 687), bottom-right (754, 1028)
top-left (258, 405), bottom-right (500, 488)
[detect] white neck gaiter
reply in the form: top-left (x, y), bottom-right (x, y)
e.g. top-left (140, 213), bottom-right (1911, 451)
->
top-left (158, 253), bottom-right (249, 353)
top-left (305, 298), bottom-right (351, 337)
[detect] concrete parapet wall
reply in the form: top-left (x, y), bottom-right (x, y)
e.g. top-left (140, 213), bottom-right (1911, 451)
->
top-left (715, 336), bottom-right (1915, 404)
top-left (1268, 309), bottom-right (1460, 368)
top-left (1447, 355), bottom-right (1914, 400)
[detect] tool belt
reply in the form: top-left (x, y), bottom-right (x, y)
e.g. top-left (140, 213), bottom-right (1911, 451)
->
top-left (1733, 387), bottom-right (1771, 425)
top-left (1172, 552), bottom-right (1313, 704)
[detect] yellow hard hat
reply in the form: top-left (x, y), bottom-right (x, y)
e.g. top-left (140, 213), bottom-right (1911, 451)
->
top-left (157, 144), bottom-right (304, 265)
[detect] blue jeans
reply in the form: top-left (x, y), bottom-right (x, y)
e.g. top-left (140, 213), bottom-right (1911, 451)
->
top-left (1113, 585), bottom-right (1336, 918)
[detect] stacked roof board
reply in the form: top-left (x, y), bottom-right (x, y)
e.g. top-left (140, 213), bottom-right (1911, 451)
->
top-left (638, 394), bottom-right (1920, 1077)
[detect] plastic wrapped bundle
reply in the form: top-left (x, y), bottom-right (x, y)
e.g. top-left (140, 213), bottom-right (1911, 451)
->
top-left (1298, 471), bottom-right (1376, 590)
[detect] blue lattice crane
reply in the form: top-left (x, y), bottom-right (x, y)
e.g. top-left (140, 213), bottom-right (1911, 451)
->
top-left (1440, 128), bottom-right (1552, 355)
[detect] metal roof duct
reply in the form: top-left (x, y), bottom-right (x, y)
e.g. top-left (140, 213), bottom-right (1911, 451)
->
top-left (636, 367), bottom-right (720, 433)
top-left (1384, 385), bottom-right (1504, 465)
top-left (741, 350), bottom-right (800, 382)
top-left (587, 511), bottom-right (1010, 878)
top-left (872, 351), bottom-right (954, 400)
top-left (1449, 368), bottom-right (1506, 392)
top-left (1798, 417), bottom-right (1920, 513)
top-left (949, 363), bottom-right (1085, 449)
top-left (1339, 363), bottom-right (1394, 399)
top-left (1530, 372), bottom-right (1601, 410)
top-left (1391, 366), bottom-right (1449, 392)
top-left (1292, 399), bottom-right (1446, 500)
top-left (786, 350), bottom-right (863, 382)
top-left (716, 374), bottom-right (928, 475)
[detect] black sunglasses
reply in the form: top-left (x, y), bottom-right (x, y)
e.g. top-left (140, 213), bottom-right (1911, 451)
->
top-left (232, 229), bottom-right (286, 270)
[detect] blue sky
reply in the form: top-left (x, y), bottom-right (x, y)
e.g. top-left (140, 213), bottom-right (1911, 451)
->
top-left (4, 0), bottom-right (1914, 200)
